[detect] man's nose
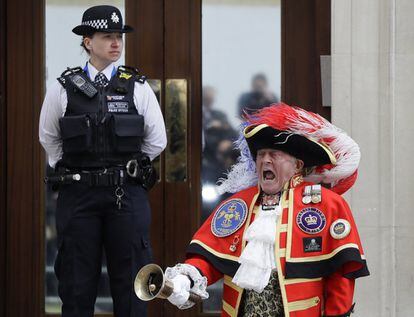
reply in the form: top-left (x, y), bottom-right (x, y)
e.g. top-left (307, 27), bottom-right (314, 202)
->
top-left (262, 152), bottom-right (272, 163)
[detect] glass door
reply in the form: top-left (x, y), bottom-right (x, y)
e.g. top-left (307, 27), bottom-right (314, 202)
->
top-left (201, 0), bottom-right (281, 313)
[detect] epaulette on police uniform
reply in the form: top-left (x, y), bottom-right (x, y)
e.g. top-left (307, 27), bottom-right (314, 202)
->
top-left (113, 65), bottom-right (145, 94)
top-left (57, 66), bottom-right (84, 88)
top-left (117, 65), bottom-right (146, 84)
top-left (302, 184), bottom-right (322, 204)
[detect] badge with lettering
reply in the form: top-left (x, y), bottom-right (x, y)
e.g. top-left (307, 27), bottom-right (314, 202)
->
top-left (296, 207), bottom-right (326, 234)
top-left (107, 101), bottom-right (129, 113)
top-left (107, 95), bottom-right (126, 101)
top-left (303, 237), bottom-right (322, 252)
top-left (330, 219), bottom-right (351, 239)
top-left (211, 199), bottom-right (248, 237)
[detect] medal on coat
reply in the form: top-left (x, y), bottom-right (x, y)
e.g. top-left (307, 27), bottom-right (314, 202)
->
top-left (296, 207), bottom-right (326, 234)
top-left (211, 199), bottom-right (248, 237)
top-left (330, 219), bottom-right (351, 239)
top-left (302, 186), bottom-right (312, 204)
top-left (311, 184), bottom-right (322, 203)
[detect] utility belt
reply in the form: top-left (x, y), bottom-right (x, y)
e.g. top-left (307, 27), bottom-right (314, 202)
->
top-left (45, 157), bottom-right (157, 191)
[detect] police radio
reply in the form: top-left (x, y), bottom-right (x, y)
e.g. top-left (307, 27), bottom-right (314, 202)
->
top-left (69, 74), bottom-right (98, 98)
top-left (59, 67), bottom-right (98, 98)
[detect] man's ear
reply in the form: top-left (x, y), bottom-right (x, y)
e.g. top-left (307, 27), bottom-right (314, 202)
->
top-left (296, 159), bottom-right (304, 172)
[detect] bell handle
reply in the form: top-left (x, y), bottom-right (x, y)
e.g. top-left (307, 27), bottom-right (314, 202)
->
top-left (165, 278), bottom-right (203, 303)
top-left (188, 292), bottom-right (203, 303)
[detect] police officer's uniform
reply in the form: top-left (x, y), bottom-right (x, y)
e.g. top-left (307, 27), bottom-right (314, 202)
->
top-left (39, 5), bottom-right (167, 317)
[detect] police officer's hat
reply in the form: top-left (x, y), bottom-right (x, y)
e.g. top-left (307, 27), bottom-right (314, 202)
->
top-left (72, 5), bottom-right (133, 36)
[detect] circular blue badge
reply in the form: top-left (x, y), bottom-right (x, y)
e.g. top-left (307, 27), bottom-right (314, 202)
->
top-left (211, 199), bottom-right (248, 237)
top-left (296, 207), bottom-right (326, 234)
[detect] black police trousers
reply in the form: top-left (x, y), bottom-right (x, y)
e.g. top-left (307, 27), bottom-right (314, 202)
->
top-left (54, 182), bottom-right (152, 317)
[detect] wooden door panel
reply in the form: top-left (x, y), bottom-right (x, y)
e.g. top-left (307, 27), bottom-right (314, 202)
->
top-left (5, 0), bottom-right (44, 316)
top-left (0, 0), bottom-right (6, 315)
top-left (126, 1), bottom-right (166, 316)
top-left (164, 0), bottom-right (202, 316)
top-left (126, 0), bottom-right (165, 273)
top-left (282, 0), bottom-right (331, 119)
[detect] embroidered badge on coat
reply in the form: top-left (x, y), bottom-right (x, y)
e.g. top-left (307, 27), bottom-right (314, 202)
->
top-left (296, 207), bottom-right (326, 234)
top-left (303, 237), bottom-right (322, 252)
top-left (330, 219), bottom-right (351, 239)
top-left (211, 199), bottom-right (248, 237)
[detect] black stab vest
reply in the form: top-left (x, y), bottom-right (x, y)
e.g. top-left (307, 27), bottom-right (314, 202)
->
top-left (59, 67), bottom-right (144, 168)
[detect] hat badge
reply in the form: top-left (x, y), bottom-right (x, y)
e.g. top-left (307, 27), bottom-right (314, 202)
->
top-left (111, 12), bottom-right (120, 23)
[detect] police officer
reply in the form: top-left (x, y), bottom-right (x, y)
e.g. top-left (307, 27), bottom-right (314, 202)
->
top-left (39, 5), bottom-right (167, 317)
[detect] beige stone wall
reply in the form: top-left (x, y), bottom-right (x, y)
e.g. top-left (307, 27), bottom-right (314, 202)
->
top-left (332, 0), bottom-right (414, 316)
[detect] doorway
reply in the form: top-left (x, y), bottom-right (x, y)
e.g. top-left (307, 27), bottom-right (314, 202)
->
top-left (0, 0), bottom-right (330, 316)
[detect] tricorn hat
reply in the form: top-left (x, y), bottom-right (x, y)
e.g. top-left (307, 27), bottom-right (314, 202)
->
top-left (243, 123), bottom-right (336, 168)
top-left (72, 5), bottom-right (133, 36)
top-left (217, 103), bottom-right (360, 195)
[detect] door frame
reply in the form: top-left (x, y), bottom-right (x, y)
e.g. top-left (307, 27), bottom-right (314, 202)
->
top-left (0, 0), bottom-right (330, 316)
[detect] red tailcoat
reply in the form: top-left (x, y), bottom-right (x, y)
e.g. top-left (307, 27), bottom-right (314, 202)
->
top-left (185, 178), bottom-right (369, 317)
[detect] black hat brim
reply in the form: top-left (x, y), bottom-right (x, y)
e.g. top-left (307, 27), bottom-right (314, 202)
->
top-left (72, 24), bottom-right (134, 36)
top-left (244, 124), bottom-right (336, 168)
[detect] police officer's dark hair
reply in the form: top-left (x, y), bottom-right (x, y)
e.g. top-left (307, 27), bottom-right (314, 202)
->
top-left (80, 33), bottom-right (95, 55)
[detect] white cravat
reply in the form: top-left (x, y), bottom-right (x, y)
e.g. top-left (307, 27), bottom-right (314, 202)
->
top-left (232, 202), bottom-right (282, 293)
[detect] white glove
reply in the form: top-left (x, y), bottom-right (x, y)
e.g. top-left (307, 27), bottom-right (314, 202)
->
top-left (165, 263), bottom-right (209, 310)
top-left (167, 274), bottom-right (191, 307)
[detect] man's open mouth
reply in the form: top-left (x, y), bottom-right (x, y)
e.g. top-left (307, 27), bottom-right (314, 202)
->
top-left (263, 169), bottom-right (276, 181)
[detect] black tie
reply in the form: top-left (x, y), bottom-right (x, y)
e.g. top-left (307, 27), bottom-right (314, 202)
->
top-left (94, 72), bottom-right (109, 87)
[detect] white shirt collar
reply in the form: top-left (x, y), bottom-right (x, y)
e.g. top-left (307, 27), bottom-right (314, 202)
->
top-left (87, 61), bottom-right (115, 81)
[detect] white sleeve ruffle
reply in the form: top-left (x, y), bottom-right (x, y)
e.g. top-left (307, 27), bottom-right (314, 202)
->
top-left (165, 263), bottom-right (209, 309)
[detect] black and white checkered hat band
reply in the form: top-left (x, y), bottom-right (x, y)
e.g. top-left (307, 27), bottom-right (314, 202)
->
top-left (82, 19), bottom-right (108, 30)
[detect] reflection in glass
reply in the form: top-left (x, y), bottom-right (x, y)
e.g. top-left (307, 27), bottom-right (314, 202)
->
top-left (44, 0), bottom-right (125, 314)
top-left (201, 0), bottom-right (281, 313)
top-left (165, 79), bottom-right (188, 182)
top-left (147, 79), bottom-right (162, 182)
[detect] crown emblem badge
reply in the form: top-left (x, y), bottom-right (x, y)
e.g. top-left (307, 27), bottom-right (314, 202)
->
top-left (305, 214), bottom-right (318, 225)
top-left (296, 207), bottom-right (326, 234)
top-left (330, 219), bottom-right (351, 239)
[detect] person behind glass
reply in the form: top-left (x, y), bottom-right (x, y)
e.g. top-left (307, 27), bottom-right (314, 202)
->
top-left (39, 5), bottom-right (167, 317)
top-left (202, 86), bottom-right (237, 179)
top-left (238, 73), bottom-right (278, 116)
top-left (203, 86), bottom-right (232, 132)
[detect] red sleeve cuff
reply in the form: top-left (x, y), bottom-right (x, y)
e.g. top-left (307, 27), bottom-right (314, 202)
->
top-left (185, 255), bottom-right (223, 285)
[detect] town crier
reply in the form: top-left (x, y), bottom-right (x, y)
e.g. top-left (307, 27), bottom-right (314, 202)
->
top-left (165, 103), bottom-right (369, 317)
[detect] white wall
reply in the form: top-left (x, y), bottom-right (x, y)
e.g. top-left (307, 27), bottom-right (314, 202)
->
top-left (332, 0), bottom-right (414, 316)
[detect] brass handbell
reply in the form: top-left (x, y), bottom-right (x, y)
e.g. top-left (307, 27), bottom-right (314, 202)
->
top-left (134, 263), bottom-right (202, 303)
